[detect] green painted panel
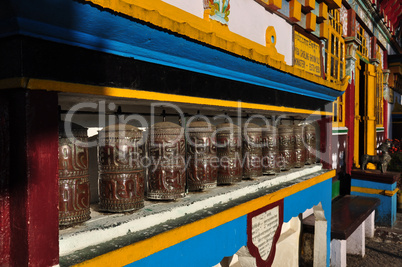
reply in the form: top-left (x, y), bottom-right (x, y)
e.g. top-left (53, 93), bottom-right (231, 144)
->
top-left (332, 180), bottom-right (340, 199)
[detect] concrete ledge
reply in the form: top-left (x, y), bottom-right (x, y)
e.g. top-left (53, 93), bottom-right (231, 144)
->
top-left (60, 165), bottom-right (324, 261)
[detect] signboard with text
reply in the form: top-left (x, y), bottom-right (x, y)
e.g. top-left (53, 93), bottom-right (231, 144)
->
top-left (247, 200), bottom-right (284, 267)
top-left (294, 31), bottom-right (321, 76)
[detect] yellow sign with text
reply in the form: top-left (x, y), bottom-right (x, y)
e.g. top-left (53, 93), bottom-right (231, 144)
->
top-left (294, 32), bottom-right (321, 76)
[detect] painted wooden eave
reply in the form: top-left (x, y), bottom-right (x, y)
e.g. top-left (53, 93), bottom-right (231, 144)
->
top-left (0, 0), bottom-right (348, 101)
top-left (82, 0), bottom-right (347, 92)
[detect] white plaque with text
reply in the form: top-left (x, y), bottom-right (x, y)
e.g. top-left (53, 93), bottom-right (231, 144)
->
top-left (247, 200), bottom-right (283, 266)
top-left (251, 206), bottom-right (279, 260)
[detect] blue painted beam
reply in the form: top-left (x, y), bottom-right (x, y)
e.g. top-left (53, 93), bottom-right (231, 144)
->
top-left (284, 178), bottom-right (332, 267)
top-left (125, 216), bottom-right (248, 267)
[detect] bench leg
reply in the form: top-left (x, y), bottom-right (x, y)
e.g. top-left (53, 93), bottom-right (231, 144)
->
top-left (346, 223), bottom-right (365, 256)
top-left (365, 210), bottom-right (375, 238)
top-left (330, 239), bottom-right (346, 267)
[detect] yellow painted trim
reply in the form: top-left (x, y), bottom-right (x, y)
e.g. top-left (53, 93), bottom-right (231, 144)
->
top-left (0, 78), bottom-right (333, 116)
top-left (75, 170), bottom-right (335, 266)
top-left (82, 0), bottom-right (345, 91)
top-left (0, 77), bottom-right (29, 89)
top-left (351, 186), bottom-right (399, 197)
top-left (366, 64), bottom-right (376, 170)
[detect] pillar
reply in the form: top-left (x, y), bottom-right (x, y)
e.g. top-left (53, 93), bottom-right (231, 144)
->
top-left (3, 89), bottom-right (59, 266)
top-left (346, 223), bottom-right (365, 256)
top-left (347, 9), bottom-right (357, 38)
top-left (0, 96), bottom-right (11, 266)
top-left (344, 37), bottom-right (360, 174)
top-left (365, 211), bottom-right (375, 238)
top-left (330, 239), bottom-right (346, 267)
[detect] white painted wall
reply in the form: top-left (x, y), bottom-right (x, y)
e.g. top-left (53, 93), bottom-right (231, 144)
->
top-left (162, 0), bottom-right (293, 64)
top-left (162, 0), bottom-right (205, 18)
top-left (230, 0), bottom-right (293, 64)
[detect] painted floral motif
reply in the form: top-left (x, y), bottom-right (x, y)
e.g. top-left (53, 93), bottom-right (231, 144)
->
top-left (379, 47), bottom-right (384, 68)
top-left (377, 33), bottom-right (387, 48)
top-left (208, 0), bottom-right (230, 25)
top-left (358, 6), bottom-right (373, 32)
top-left (340, 5), bottom-right (348, 36)
top-left (365, 31), bottom-right (371, 58)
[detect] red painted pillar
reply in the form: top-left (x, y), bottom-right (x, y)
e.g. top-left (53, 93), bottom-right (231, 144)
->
top-left (6, 90), bottom-right (59, 267)
top-left (0, 97), bottom-right (11, 266)
top-left (345, 81), bottom-right (355, 174)
top-left (347, 9), bottom-right (357, 37)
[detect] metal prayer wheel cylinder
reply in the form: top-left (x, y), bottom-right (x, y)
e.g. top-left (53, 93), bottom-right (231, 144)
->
top-left (216, 122), bottom-right (242, 185)
top-left (148, 122), bottom-right (186, 200)
top-left (304, 124), bottom-right (317, 165)
top-left (187, 120), bottom-right (218, 191)
top-left (262, 125), bottom-right (280, 174)
top-left (278, 125), bottom-right (295, 171)
top-left (293, 125), bottom-right (306, 168)
top-left (58, 122), bottom-right (90, 226)
top-left (242, 123), bottom-right (263, 179)
top-left (98, 124), bottom-right (145, 212)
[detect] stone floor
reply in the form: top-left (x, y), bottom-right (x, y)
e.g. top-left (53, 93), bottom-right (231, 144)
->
top-left (347, 212), bottom-right (402, 267)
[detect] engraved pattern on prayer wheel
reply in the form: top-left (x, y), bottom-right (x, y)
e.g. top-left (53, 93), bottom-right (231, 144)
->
top-left (148, 122), bottom-right (186, 200)
top-left (262, 125), bottom-right (280, 174)
top-left (98, 124), bottom-right (145, 212)
top-left (305, 124), bottom-right (317, 165)
top-left (58, 122), bottom-right (90, 225)
top-left (187, 120), bottom-right (218, 191)
top-left (278, 125), bottom-right (295, 171)
top-left (216, 123), bottom-right (242, 185)
top-left (293, 125), bottom-right (306, 168)
top-left (242, 123), bottom-right (263, 179)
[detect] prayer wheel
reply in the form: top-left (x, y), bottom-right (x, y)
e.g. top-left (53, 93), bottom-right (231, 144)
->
top-left (262, 125), bottom-right (280, 174)
top-left (293, 125), bottom-right (306, 168)
top-left (305, 124), bottom-right (317, 165)
top-left (98, 124), bottom-right (145, 212)
top-left (278, 125), bottom-right (295, 171)
top-left (216, 122), bottom-right (242, 185)
top-left (58, 122), bottom-right (90, 226)
top-left (148, 121), bottom-right (186, 200)
top-left (187, 119), bottom-right (218, 191)
top-left (242, 123), bottom-right (263, 179)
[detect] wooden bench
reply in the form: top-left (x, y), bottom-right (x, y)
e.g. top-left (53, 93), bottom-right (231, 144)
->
top-left (303, 195), bottom-right (380, 267)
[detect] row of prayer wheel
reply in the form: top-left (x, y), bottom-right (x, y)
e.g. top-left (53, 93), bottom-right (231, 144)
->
top-left (58, 121), bottom-right (317, 226)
